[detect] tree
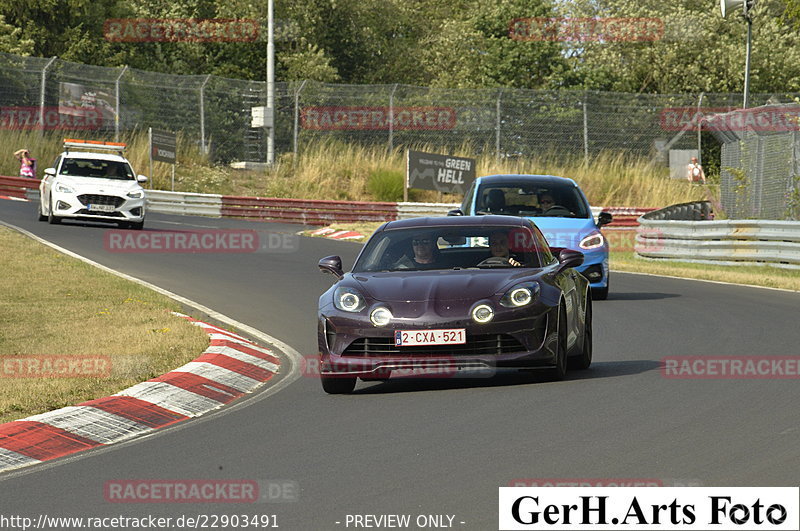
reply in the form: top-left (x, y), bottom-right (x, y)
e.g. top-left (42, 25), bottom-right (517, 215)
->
top-left (557, 0), bottom-right (800, 94)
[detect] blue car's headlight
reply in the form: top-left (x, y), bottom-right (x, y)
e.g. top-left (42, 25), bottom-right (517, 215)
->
top-left (334, 286), bottom-right (366, 312)
top-left (500, 282), bottom-right (539, 308)
top-left (579, 230), bottom-right (605, 250)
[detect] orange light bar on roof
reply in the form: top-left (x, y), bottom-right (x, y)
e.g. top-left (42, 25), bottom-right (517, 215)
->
top-left (63, 139), bottom-right (127, 152)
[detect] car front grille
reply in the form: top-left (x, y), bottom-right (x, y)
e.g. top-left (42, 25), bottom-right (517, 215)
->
top-left (76, 209), bottom-right (125, 218)
top-left (78, 194), bottom-right (125, 207)
top-left (343, 334), bottom-right (525, 357)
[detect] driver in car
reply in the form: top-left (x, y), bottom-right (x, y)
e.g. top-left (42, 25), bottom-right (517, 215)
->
top-left (488, 231), bottom-right (522, 267)
top-left (392, 236), bottom-right (442, 270)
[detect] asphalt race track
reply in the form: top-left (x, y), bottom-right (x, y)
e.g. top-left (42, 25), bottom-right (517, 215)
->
top-left (1, 198), bottom-right (799, 530)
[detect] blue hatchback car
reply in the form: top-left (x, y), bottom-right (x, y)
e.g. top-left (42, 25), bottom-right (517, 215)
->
top-left (451, 174), bottom-right (613, 299)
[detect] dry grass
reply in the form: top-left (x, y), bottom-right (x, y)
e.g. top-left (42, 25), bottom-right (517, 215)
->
top-left (0, 226), bottom-right (209, 423)
top-left (2, 130), bottom-right (710, 207)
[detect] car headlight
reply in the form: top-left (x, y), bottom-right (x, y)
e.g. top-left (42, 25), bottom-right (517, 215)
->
top-left (127, 190), bottom-right (144, 199)
top-left (472, 304), bottom-right (494, 323)
top-left (579, 231), bottom-right (605, 250)
top-left (333, 286), bottom-right (366, 312)
top-left (54, 183), bottom-right (74, 194)
top-left (500, 282), bottom-right (540, 308)
top-left (370, 307), bottom-right (393, 327)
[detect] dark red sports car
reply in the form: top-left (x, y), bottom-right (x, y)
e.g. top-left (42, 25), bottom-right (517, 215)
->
top-left (317, 216), bottom-right (592, 394)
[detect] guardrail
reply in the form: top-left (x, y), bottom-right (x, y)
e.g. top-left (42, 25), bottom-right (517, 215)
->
top-left (221, 196), bottom-right (398, 225)
top-left (0, 175), bottom-right (39, 201)
top-left (146, 190), bottom-right (223, 217)
top-left (635, 201), bottom-right (800, 268)
top-left (1, 176), bottom-right (654, 229)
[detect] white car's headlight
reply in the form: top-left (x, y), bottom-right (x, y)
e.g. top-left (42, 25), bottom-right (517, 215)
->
top-left (55, 183), bottom-right (75, 194)
top-left (500, 282), bottom-right (539, 308)
top-left (580, 231), bottom-right (605, 250)
top-left (126, 190), bottom-right (144, 199)
top-left (333, 286), bottom-right (366, 312)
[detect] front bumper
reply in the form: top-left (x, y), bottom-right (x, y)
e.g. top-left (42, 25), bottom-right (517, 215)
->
top-left (575, 248), bottom-right (608, 289)
top-left (51, 190), bottom-right (145, 223)
top-left (318, 305), bottom-right (559, 377)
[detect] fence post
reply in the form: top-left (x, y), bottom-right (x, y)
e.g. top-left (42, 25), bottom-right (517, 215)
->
top-left (114, 65), bottom-right (128, 142)
top-left (38, 56), bottom-right (57, 136)
top-left (389, 83), bottom-right (398, 152)
top-left (199, 74), bottom-right (211, 155)
top-left (696, 92), bottom-right (705, 164)
top-left (495, 89), bottom-right (503, 159)
top-left (582, 95), bottom-right (589, 165)
top-left (293, 80), bottom-right (308, 156)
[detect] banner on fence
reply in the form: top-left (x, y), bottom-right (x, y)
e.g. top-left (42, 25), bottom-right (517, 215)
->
top-left (406, 150), bottom-right (476, 200)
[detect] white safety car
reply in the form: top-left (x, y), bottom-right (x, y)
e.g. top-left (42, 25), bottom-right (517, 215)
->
top-left (38, 139), bottom-right (147, 229)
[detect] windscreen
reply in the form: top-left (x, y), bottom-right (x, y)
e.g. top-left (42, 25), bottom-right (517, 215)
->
top-left (60, 159), bottom-right (135, 180)
top-left (475, 181), bottom-right (590, 218)
top-left (353, 225), bottom-right (544, 272)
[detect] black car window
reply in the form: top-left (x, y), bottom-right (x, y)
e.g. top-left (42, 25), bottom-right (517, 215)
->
top-left (60, 159), bottom-right (135, 180)
top-left (354, 226), bottom-right (543, 272)
top-left (460, 180), bottom-right (476, 213)
top-left (475, 182), bottom-right (590, 218)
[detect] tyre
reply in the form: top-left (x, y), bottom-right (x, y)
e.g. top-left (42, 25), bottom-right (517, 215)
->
top-left (570, 293), bottom-right (593, 370)
top-left (321, 375), bottom-right (356, 394)
top-left (592, 275), bottom-right (609, 300)
top-left (37, 201), bottom-right (47, 222)
top-left (47, 195), bottom-right (61, 224)
top-left (548, 305), bottom-right (568, 381)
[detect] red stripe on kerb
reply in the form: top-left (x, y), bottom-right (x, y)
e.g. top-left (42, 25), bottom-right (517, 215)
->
top-left (78, 396), bottom-right (188, 428)
top-left (149, 372), bottom-right (243, 403)
top-left (0, 421), bottom-right (101, 461)
top-left (194, 352), bottom-right (276, 382)
top-left (210, 339), bottom-right (280, 365)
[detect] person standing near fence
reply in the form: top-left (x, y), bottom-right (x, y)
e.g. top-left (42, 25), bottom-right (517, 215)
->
top-left (14, 149), bottom-right (36, 178)
top-left (686, 156), bottom-right (705, 184)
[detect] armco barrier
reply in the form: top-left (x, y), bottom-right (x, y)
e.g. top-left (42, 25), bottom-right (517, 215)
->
top-left (2, 176), bottom-right (653, 229)
top-left (220, 195), bottom-right (398, 225)
top-left (146, 190), bottom-right (222, 217)
top-left (0, 175), bottom-right (39, 201)
top-left (635, 201), bottom-right (800, 269)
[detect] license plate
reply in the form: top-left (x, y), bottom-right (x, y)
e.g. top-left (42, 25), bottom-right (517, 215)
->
top-left (88, 204), bottom-right (115, 212)
top-left (395, 328), bottom-right (466, 347)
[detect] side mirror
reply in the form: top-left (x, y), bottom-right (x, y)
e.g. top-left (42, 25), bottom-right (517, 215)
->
top-left (597, 211), bottom-right (613, 227)
top-left (447, 209), bottom-right (464, 216)
top-left (137, 175), bottom-right (148, 183)
top-left (556, 249), bottom-right (584, 274)
top-left (318, 255), bottom-right (344, 279)
top-left (44, 168), bottom-right (56, 176)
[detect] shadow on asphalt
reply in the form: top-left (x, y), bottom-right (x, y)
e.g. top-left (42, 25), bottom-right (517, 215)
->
top-left (352, 359), bottom-right (661, 394)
